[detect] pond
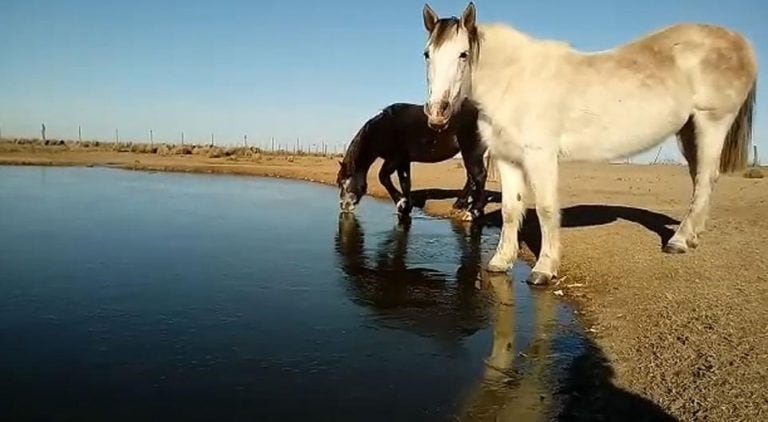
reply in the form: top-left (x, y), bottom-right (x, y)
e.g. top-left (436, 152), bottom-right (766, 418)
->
top-left (0, 165), bottom-right (585, 421)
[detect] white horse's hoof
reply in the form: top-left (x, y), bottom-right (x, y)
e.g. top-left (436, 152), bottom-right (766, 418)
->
top-left (662, 240), bottom-right (688, 254)
top-left (526, 271), bottom-right (554, 286)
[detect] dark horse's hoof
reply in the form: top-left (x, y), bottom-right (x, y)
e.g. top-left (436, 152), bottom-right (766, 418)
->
top-left (526, 271), bottom-right (554, 286)
top-left (452, 197), bottom-right (470, 210)
top-left (396, 198), bottom-right (412, 215)
top-left (458, 207), bottom-right (485, 222)
top-left (396, 213), bottom-right (412, 227)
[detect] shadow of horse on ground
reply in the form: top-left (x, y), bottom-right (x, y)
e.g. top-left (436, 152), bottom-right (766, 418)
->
top-left (411, 188), bottom-right (680, 258)
top-left (459, 273), bottom-right (676, 421)
top-left (557, 336), bottom-right (678, 421)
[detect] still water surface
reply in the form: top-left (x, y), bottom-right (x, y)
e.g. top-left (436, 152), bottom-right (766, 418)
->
top-left (0, 166), bottom-right (584, 421)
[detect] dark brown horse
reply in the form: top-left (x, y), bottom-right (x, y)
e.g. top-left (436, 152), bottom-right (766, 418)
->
top-left (335, 100), bottom-right (487, 220)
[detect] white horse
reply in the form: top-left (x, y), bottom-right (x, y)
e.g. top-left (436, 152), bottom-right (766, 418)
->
top-left (421, 2), bottom-right (757, 285)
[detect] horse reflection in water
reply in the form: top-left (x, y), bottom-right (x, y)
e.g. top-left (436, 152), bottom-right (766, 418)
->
top-left (459, 272), bottom-right (567, 421)
top-left (334, 212), bottom-right (489, 342)
top-left (335, 213), bottom-right (579, 419)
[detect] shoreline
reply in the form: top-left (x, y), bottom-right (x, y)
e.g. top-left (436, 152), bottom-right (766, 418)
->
top-left (0, 146), bottom-right (486, 222)
top-left (2, 144), bottom-right (767, 420)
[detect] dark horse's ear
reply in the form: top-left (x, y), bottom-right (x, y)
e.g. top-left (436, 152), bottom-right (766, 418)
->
top-left (461, 2), bottom-right (476, 32)
top-left (423, 4), bottom-right (438, 33)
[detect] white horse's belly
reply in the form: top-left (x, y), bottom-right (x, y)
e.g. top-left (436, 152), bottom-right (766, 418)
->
top-left (559, 93), bottom-right (691, 161)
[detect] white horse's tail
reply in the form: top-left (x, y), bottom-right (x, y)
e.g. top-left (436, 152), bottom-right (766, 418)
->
top-left (720, 80), bottom-right (756, 173)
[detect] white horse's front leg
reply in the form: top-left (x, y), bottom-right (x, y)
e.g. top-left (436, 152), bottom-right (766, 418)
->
top-left (487, 159), bottom-right (527, 272)
top-left (523, 152), bottom-right (560, 285)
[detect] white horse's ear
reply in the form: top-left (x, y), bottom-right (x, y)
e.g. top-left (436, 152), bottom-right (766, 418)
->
top-left (461, 2), bottom-right (476, 32)
top-left (423, 4), bottom-right (438, 33)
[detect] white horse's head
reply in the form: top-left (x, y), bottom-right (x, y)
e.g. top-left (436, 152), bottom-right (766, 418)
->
top-left (422, 2), bottom-right (478, 131)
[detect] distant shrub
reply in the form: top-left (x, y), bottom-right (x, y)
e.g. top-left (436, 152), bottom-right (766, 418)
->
top-left (156, 145), bottom-right (173, 156)
top-left (171, 145), bottom-right (193, 155)
top-left (113, 142), bottom-right (133, 152)
top-left (130, 144), bottom-right (158, 154)
top-left (207, 147), bottom-right (225, 158)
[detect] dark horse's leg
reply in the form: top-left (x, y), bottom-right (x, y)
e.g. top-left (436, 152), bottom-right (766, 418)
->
top-left (453, 177), bottom-right (474, 210)
top-left (396, 162), bottom-right (413, 217)
top-left (457, 141), bottom-right (488, 221)
top-left (378, 160), bottom-right (405, 213)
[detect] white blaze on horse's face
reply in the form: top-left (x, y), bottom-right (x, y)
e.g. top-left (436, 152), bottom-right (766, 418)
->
top-left (425, 33), bottom-right (470, 126)
top-left (422, 2), bottom-right (476, 131)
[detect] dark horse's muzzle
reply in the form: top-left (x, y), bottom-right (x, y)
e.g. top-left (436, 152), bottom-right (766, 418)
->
top-left (340, 194), bottom-right (358, 213)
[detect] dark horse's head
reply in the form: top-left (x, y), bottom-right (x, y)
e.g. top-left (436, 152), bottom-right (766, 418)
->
top-left (336, 160), bottom-right (367, 213)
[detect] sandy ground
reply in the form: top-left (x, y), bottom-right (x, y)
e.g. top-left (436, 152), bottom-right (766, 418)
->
top-left (2, 145), bottom-right (767, 420)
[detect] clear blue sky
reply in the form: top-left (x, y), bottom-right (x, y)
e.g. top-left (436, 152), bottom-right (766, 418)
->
top-left (1, 0), bottom-right (765, 161)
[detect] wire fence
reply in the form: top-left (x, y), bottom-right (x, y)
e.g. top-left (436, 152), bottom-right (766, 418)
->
top-left (0, 125), bottom-right (351, 157)
top-left (0, 124), bottom-right (762, 167)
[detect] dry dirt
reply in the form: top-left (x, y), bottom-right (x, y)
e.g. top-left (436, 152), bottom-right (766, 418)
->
top-left (2, 145), bottom-right (767, 420)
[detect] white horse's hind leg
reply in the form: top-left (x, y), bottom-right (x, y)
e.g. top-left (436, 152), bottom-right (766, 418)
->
top-left (487, 160), bottom-right (527, 272)
top-left (523, 153), bottom-right (560, 285)
top-left (677, 118), bottom-right (698, 185)
top-left (666, 111), bottom-right (736, 253)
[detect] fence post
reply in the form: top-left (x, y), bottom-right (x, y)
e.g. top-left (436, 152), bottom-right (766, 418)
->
top-left (651, 145), bottom-right (663, 165)
top-left (78, 125), bottom-right (82, 142)
top-left (41, 123), bottom-right (46, 141)
top-left (754, 145), bottom-right (759, 167)
top-left (150, 129), bottom-right (153, 147)
top-left (115, 128), bottom-right (119, 143)
top-left (181, 131), bottom-right (185, 145)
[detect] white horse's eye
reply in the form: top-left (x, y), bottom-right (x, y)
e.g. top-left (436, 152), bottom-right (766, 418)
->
top-left (459, 51), bottom-right (468, 60)
top-left (423, 51), bottom-right (430, 60)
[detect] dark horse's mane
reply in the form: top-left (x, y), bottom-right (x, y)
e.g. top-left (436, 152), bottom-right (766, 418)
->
top-left (341, 111), bottom-right (380, 176)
